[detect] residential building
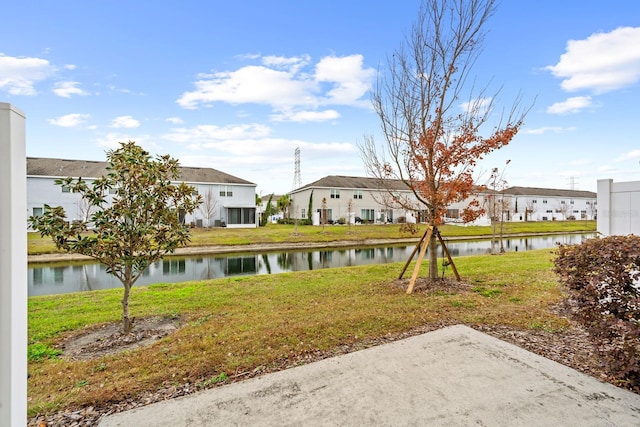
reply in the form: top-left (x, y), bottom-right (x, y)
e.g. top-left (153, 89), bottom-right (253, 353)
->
top-left (257, 194), bottom-right (284, 224)
top-left (27, 157), bottom-right (258, 229)
top-left (500, 187), bottom-right (597, 222)
top-left (289, 175), bottom-right (418, 225)
top-left (288, 175), bottom-right (597, 226)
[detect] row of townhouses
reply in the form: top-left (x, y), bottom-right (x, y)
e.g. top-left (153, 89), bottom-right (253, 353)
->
top-left (286, 176), bottom-right (597, 226)
top-left (28, 157), bottom-right (598, 231)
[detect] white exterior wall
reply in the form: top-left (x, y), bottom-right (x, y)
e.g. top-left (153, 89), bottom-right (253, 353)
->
top-left (27, 177), bottom-right (257, 229)
top-left (217, 183), bottom-right (258, 228)
top-left (597, 178), bottom-right (640, 236)
top-left (504, 195), bottom-right (596, 222)
top-left (291, 187), bottom-right (418, 224)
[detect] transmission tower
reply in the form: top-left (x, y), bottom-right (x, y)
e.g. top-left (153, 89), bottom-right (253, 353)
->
top-left (567, 176), bottom-right (578, 190)
top-left (292, 147), bottom-right (302, 189)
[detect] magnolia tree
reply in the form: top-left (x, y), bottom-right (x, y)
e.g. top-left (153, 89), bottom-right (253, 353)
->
top-left (360, 0), bottom-right (528, 279)
top-left (29, 142), bottom-right (202, 333)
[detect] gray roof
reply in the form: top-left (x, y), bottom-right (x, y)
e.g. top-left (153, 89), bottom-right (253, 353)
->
top-left (293, 175), bottom-right (411, 192)
top-left (27, 157), bottom-right (255, 186)
top-left (503, 186), bottom-right (596, 198)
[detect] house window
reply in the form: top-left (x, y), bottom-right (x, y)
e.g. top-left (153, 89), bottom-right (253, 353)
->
top-left (61, 185), bottom-right (70, 193)
top-left (32, 207), bottom-right (43, 217)
top-left (228, 208), bottom-right (256, 225)
top-left (570, 200), bottom-right (574, 205)
top-left (353, 190), bottom-right (363, 199)
top-left (542, 200), bottom-right (547, 204)
top-left (331, 189), bottom-right (340, 199)
top-left (219, 186), bottom-right (233, 197)
top-left (532, 199), bottom-right (537, 203)
top-left (446, 209), bottom-right (460, 219)
top-left (361, 209), bottom-right (375, 221)
top-left (560, 200), bottom-right (565, 204)
top-left (546, 210), bottom-right (553, 213)
top-left (301, 209), bottom-right (306, 218)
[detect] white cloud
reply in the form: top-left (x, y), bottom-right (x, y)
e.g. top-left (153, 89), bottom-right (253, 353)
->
top-left (53, 81), bottom-right (88, 98)
top-left (176, 54), bottom-right (375, 110)
top-left (546, 27), bottom-right (640, 94)
top-left (110, 115), bottom-right (140, 128)
top-left (163, 123), bottom-right (271, 144)
top-left (0, 53), bottom-right (54, 95)
top-left (179, 139), bottom-right (354, 168)
top-left (569, 158), bottom-right (592, 166)
top-left (262, 54), bottom-right (310, 73)
top-left (460, 97), bottom-right (492, 115)
top-left (522, 126), bottom-right (577, 135)
top-left (177, 65), bottom-right (315, 109)
top-left (166, 117), bottom-right (184, 124)
top-left (270, 109), bottom-right (340, 122)
top-left (315, 54), bottom-right (375, 105)
top-left (615, 149), bottom-right (640, 161)
top-left (546, 96), bottom-right (592, 114)
top-left (48, 113), bottom-right (91, 127)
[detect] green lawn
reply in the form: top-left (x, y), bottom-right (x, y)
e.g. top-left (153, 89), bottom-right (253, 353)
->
top-left (28, 220), bottom-right (596, 255)
top-left (28, 248), bottom-right (568, 417)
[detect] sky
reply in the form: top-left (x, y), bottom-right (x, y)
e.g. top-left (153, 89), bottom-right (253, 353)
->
top-left (1, 1), bottom-right (640, 196)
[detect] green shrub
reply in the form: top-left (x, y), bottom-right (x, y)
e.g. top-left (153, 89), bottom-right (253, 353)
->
top-left (28, 343), bottom-right (62, 362)
top-left (554, 235), bottom-right (640, 391)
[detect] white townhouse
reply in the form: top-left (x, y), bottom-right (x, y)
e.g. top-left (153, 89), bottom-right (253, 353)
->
top-left (27, 157), bottom-right (258, 229)
top-left (289, 175), bottom-right (418, 225)
top-left (287, 176), bottom-right (596, 226)
top-left (288, 175), bottom-right (489, 225)
top-left (500, 186), bottom-right (597, 222)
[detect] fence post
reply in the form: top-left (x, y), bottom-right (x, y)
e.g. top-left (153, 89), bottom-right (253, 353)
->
top-left (0, 102), bottom-right (27, 427)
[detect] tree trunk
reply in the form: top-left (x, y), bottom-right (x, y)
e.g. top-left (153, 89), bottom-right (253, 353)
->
top-left (428, 233), bottom-right (438, 279)
top-left (121, 281), bottom-right (133, 334)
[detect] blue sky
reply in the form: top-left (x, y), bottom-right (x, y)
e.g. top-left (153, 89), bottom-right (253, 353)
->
top-left (2, 1), bottom-right (639, 195)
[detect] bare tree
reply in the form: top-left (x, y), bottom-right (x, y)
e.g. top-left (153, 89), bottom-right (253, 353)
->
top-left (586, 200), bottom-right (597, 220)
top-left (347, 198), bottom-right (354, 231)
top-left (525, 200), bottom-right (536, 221)
top-left (320, 197), bottom-right (328, 232)
top-left (198, 188), bottom-right (219, 227)
top-left (77, 195), bottom-right (95, 223)
top-left (360, 0), bottom-right (528, 279)
top-left (487, 161), bottom-right (510, 253)
top-left (556, 201), bottom-right (570, 221)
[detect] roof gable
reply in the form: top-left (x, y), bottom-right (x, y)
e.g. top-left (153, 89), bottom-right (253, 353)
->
top-left (293, 175), bottom-right (411, 192)
top-left (503, 186), bottom-right (596, 198)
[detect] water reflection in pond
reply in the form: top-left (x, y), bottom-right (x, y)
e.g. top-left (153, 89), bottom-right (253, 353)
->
top-left (29, 233), bottom-right (595, 296)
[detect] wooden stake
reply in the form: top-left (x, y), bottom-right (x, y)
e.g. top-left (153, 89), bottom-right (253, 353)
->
top-left (398, 226), bottom-right (430, 279)
top-left (406, 226), bottom-right (433, 294)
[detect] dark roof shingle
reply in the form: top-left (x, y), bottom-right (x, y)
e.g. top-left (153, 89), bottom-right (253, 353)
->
top-left (293, 175), bottom-right (411, 192)
top-left (27, 157), bottom-right (255, 186)
top-left (503, 186), bottom-right (596, 198)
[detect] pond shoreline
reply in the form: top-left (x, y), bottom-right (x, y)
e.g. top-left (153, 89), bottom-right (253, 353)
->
top-left (28, 231), bottom-right (593, 264)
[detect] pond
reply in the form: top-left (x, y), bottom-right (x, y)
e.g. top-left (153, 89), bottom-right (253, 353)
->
top-left (28, 233), bottom-right (595, 296)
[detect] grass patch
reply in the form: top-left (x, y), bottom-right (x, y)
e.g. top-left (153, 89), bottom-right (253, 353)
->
top-left (27, 343), bottom-right (62, 362)
top-left (28, 248), bottom-right (567, 416)
top-left (28, 221), bottom-right (595, 255)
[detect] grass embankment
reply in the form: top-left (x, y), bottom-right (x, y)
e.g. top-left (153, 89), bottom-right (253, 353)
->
top-left (28, 248), bottom-right (565, 417)
top-left (28, 220), bottom-right (596, 255)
